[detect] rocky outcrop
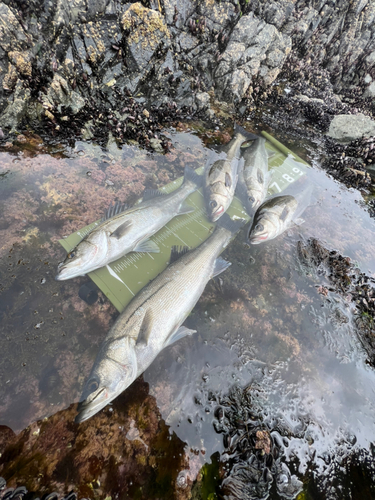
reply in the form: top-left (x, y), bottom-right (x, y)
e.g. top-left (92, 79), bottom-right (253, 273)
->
top-left (214, 12), bottom-right (291, 102)
top-left (0, 0), bottom-right (374, 139)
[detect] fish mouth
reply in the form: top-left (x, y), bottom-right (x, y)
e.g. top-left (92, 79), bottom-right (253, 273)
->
top-left (75, 387), bottom-right (108, 423)
top-left (55, 266), bottom-right (82, 281)
top-left (249, 233), bottom-right (269, 244)
top-left (210, 205), bottom-right (225, 222)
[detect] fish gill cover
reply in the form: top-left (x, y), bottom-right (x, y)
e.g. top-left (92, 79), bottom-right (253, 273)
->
top-left (58, 131), bottom-right (308, 312)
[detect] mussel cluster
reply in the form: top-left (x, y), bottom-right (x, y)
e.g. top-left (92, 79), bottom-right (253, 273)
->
top-left (0, 478), bottom-right (80, 500)
top-left (213, 386), bottom-right (303, 500)
top-left (297, 238), bottom-right (375, 362)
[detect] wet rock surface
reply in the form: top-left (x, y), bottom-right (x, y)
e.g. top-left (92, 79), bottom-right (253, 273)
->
top-left (213, 386), bottom-right (303, 500)
top-left (0, 379), bottom-right (189, 500)
top-left (297, 238), bottom-right (375, 366)
top-left (0, 0), bottom-right (374, 164)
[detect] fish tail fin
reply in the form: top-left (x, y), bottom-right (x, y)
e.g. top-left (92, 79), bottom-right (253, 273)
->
top-left (234, 123), bottom-right (259, 142)
top-left (216, 212), bottom-right (246, 235)
top-left (182, 165), bottom-right (202, 188)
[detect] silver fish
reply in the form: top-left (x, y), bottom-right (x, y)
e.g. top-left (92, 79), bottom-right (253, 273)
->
top-left (204, 124), bottom-right (258, 222)
top-left (248, 194), bottom-right (299, 244)
top-left (240, 137), bottom-right (272, 211)
top-left (75, 215), bottom-right (243, 423)
top-left (56, 166), bottom-right (201, 280)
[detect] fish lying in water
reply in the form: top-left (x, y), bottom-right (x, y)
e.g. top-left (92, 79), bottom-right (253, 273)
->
top-left (75, 214), bottom-right (244, 423)
top-left (248, 189), bottom-right (309, 244)
top-left (204, 124), bottom-right (258, 222)
top-left (56, 165), bottom-right (201, 280)
top-left (238, 137), bottom-right (272, 212)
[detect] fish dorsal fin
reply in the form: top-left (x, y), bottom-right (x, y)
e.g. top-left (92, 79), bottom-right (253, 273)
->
top-left (164, 325), bottom-right (196, 348)
top-left (110, 219), bottom-right (133, 239)
top-left (279, 205), bottom-right (290, 222)
top-left (136, 309), bottom-right (154, 347)
top-left (103, 201), bottom-right (128, 220)
top-left (142, 189), bottom-right (165, 201)
top-left (225, 172), bottom-right (232, 188)
top-left (169, 245), bottom-right (190, 264)
top-left (212, 257), bottom-right (231, 278)
top-left (257, 169), bottom-right (264, 184)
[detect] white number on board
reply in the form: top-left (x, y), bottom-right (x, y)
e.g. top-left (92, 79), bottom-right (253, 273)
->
top-left (269, 182), bottom-right (282, 192)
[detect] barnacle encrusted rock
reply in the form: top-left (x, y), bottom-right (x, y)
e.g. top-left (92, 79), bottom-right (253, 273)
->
top-left (122, 3), bottom-right (171, 73)
top-left (42, 74), bottom-right (85, 114)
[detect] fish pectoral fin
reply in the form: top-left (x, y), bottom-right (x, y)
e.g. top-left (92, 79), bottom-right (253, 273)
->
top-left (257, 169), bottom-right (264, 184)
top-left (225, 172), bottom-right (232, 188)
top-left (177, 200), bottom-right (195, 215)
top-left (134, 238), bottom-right (160, 253)
top-left (110, 219), bottom-right (133, 239)
top-left (279, 206), bottom-right (290, 222)
top-left (136, 309), bottom-right (154, 347)
top-left (169, 245), bottom-right (190, 264)
top-left (164, 325), bottom-right (196, 348)
top-left (212, 257), bottom-right (231, 278)
top-left (142, 189), bottom-right (165, 201)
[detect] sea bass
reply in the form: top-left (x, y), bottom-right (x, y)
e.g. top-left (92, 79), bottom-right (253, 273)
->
top-left (204, 124), bottom-right (258, 222)
top-left (248, 194), bottom-right (299, 244)
top-left (240, 137), bottom-right (272, 211)
top-left (75, 215), bottom-right (244, 423)
top-left (56, 165), bottom-right (201, 280)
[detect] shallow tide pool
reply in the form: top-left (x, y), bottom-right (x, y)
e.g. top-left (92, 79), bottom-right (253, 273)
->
top-left (0, 125), bottom-right (375, 499)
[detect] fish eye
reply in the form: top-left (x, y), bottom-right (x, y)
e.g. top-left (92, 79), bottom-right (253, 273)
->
top-left (67, 251), bottom-right (75, 259)
top-left (88, 380), bottom-right (99, 393)
top-left (249, 196), bottom-right (255, 203)
top-left (255, 223), bottom-right (264, 232)
top-left (210, 200), bottom-right (218, 209)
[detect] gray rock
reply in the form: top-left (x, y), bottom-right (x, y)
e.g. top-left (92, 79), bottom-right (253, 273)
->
top-left (177, 32), bottom-right (199, 52)
top-left (327, 114), bottom-right (375, 142)
top-left (42, 74), bottom-right (85, 114)
top-left (195, 92), bottom-right (210, 111)
top-left (0, 80), bottom-right (31, 132)
top-left (364, 82), bottom-right (375, 99)
top-left (215, 12), bottom-right (291, 102)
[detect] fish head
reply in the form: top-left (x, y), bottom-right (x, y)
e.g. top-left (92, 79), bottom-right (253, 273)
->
top-left (55, 233), bottom-right (107, 280)
top-left (75, 338), bottom-right (137, 423)
top-left (206, 184), bottom-right (229, 222)
top-left (248, 217), bottom-right (271, 244)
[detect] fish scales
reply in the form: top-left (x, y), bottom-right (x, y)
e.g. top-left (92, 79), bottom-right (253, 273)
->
top-left (56, 165), bottom-right (201, 280)
top-left (241, 137), bottom-right (270, 211)
top-left (204, 124), bottom-right (258, 222)
top-left (75, 220), bottom-right (240, 423)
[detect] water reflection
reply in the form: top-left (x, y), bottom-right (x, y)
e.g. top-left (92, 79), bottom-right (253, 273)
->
top-left (0, 127), bottom-right (375, 498)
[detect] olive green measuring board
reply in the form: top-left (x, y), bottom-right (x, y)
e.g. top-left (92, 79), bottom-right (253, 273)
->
top-left (59, 131), bottom-right (309, 312)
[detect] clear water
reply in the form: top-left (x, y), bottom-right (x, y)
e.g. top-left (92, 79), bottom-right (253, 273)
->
top-left (0, 126), bottom-right (375, 498)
